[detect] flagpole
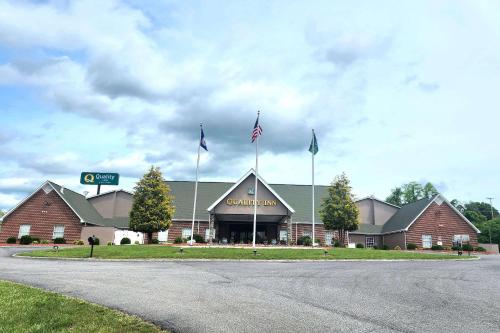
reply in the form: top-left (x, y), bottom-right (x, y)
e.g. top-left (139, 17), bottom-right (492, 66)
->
top-left (252, 112), bottom-right (260, 249)
top-left (312, 129), bottom-right (316, 247)
top-left (190, 124), bottom-right (202, 246)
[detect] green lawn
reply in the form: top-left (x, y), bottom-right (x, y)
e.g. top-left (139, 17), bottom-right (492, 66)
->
top-left (18, 245), bottom-right (472, 260)
top-left (0, 280), bottom-right (166, 333)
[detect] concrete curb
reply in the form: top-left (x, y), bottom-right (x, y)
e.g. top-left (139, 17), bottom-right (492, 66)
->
top-left (13, 253), bottom-right (480, 262)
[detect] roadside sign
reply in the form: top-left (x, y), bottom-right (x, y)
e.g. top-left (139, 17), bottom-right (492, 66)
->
top-left (80, 172), bottom-right (119, 186)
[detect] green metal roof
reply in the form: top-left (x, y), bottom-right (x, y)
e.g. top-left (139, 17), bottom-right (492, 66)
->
top-left (381, 195), bottom-right (436, 233)
top-left (49, 182), bottom-right (105, 225)
top-left (165, 181), bottom-right (329, 223)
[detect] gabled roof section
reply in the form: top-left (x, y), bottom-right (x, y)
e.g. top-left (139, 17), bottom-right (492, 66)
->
top-left (47, 182), bottom-right (105, 224)
top-left (206, 169), bottom-right (295, 213)
top-left (86, 189), bottom-right (133, 199)
top-left (355, 196), bottom-right (401, 209)
top-left (351, 223), bottom-right (384, 234)
top-left (0, 180), bottom-right (105, 225)
top-left (381, 194), bottom-right (481, 234)
top-left (381, 195), bottom-right (436, 233)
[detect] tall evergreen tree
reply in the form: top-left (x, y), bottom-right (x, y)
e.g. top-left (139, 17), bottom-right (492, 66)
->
top-left (319, 173), bottom-right (359, 245)
top-left (130, 166), bottom-right (175, 244)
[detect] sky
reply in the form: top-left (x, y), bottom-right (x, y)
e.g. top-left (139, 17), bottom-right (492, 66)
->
top-left (0, 0), bottom-right (499, 211)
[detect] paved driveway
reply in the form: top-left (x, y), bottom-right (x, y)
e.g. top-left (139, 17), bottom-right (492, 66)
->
top-left (1, 247), bottom-right (499, 333)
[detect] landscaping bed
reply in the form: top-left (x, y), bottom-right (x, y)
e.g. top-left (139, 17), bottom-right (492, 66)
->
top-left (0, 280), bottom-right (167, 333)
top-left (17, 246), bottom-right (474, 260)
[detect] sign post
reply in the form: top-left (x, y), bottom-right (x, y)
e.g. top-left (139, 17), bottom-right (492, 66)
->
top-left (80, 172), bottom-right (120, 195)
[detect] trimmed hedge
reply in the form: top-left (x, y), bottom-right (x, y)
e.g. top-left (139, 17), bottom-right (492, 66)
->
top-left (19, 235), bottom-right (32, 245)
top-left (431, 245), bottom-right (444, 251)
top-left (151, 239), bottom-right (159, 244)
top-left (6, 237), bottom-right (16, 244)
top-left (462, 243), bottom-right (474, 252)
top-left (120, 237), bottom-right (131, 245)
top-left (356, 243), bottom-right (364, 248)
top-left (297, 236), bottom-right (312, 246)
top-left (53, 238), bottom-right (66, 244)
top-left (174, 237), bottom-right (183, 244)
top-left (406, 243), bottom-right (417, 250)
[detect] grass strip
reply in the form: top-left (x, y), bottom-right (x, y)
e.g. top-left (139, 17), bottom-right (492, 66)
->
top-left (0, 280), bottom-right (167, 333)
top-left (18, 245), bottom-right (473, 260)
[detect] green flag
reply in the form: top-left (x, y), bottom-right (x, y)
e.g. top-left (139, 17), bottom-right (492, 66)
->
top-left (309, 130), bottom-right (318, 155)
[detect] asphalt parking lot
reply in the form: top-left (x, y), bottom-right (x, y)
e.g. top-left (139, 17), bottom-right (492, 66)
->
top-left (1, 247), bottom-right (499, 333)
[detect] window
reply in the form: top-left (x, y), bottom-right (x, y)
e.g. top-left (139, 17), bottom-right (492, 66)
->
top-left (422, 235), bottom-right (432, 248)
top-left (365, 236), bottom-right (375, 248)
top-left (18, 225), bottom-right (31, 238)
top-left (302, 231), bottom-right (311, 237)
top-left (280, 230), bottom-right (288, 241)
top-left (52, 225), bottom-right (65, 239)
top-left (453, 234), bottom-right (470, 245)
top-left (181, 228), bottom-right (192, 239)
top-left (325, 231), bottom-right (334, 246)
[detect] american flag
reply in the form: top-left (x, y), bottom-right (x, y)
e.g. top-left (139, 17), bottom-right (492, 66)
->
top-left (251, 112), bottom-right (263, 143)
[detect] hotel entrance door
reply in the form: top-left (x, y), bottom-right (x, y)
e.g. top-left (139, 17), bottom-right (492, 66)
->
top-left (228, 223), bottom-right (268, 244)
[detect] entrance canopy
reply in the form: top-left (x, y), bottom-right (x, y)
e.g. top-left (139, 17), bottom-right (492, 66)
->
top-left (207, 169), bottom-right (295, 220)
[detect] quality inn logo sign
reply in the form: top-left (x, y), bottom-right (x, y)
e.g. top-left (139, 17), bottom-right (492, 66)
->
top-left (80, 172), bottom-right (119, 186)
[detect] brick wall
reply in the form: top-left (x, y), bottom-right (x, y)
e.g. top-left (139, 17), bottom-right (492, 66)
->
top-left (168, 220), bottom-right (209, 242)
top-left (406, 202), bottom-right (478, 248)
top-left (0, 188), bottom-right (82, 243)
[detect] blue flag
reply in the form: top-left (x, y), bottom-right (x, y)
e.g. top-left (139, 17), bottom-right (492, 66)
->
top-left (200, 126), bottom-right (207, 151)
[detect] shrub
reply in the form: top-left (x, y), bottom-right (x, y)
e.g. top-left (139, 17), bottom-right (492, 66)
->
top-left (134, 240), bottom-right (140, 245)
top-left (174, 237), bottom-right (183, 244)
top-left (107, 241), bottom-right (113, 246)
top-left (32, 240), bottom-right (39, 244)
top-left (431, 245), bottom-right (444, 251)
top-left (462, 243), bottom-right (474, 252)
top-left (393, 245), bottom-right (401, 250)
top-left (53, 238), bottom-right (66, 244)
top-left (381, 245), bottom-right (389, 250)
top-left (19, 235), bottom-right (33, 245)
top-left (372, 245), bottom-right (378, 250)
top-left (6, 237), bottom-right (16, 244)
top-left (93, 238), bottom-right (100, 245)
top-left (297, 236), bottom-right (312, 246)
top-left (151, 238), bottom-right (159, 244)
top-left (120, 237), bottom-right (131, 245)
top-left (356, 243), bottom-right (364, 248)
top-left (475, 246), bottom-right (486, 252)
top-left (406, 243), bottom-right (417, 250)
top-left (73, 240), bottom-right (84, 245)
top-left (333, 240), bottom-right (341, 247)
top-left (193, 234), bottom-right (205, 243)
top-left (31, 237), bottom-right (40, 243)
top-left (279, 240), bottom-right (287, 245)
top-left (41, 240), bottom-right (49, 244)
top-left (452, 245), bottom-right (461, 251)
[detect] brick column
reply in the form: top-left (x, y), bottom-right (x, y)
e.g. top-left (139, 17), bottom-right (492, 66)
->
top-left (209, 213), bottom-right (215, 245)
top-left (287, 215), bottom-right (293, 245)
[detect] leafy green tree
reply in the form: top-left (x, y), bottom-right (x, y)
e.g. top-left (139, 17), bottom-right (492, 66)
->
top-left (130, 166), bottom-right (175, 244)
top-left (319, 173), bottom-right (359, 246)
top-left (0, 210), bottom-right (4, 218)
top-left (476, 217), bottom-right (500, 245)
top-left (450, 200), bottom-right (498, 224)
top-left (464, 202), bottom-right (498, 221)
top-left (386, 181), bottom-right (438, 206)
top-left (386, 187), bottom-right (403, 206)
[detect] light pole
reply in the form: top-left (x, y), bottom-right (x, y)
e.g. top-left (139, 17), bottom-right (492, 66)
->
top-left (486, 197), bottom-right (495, 244)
